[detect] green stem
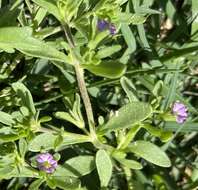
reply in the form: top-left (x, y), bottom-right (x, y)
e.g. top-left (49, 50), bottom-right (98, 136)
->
top-left (62, 24), bottom-right (95, 134)
top-left (74, 62), bottom-right (95, 134)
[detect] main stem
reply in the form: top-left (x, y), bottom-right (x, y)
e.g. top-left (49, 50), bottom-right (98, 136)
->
top-left (74, 62), bottom-right (95, 133)
top-left (62, 24), bottom-right (95, 134)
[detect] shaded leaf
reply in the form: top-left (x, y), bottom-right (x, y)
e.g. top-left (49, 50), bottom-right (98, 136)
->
top-left (121, 24), bottom-right (136, 53)
top-left (0, 6), bottom-right (20, 27)
top-left (83, 61), bottom-right (126, 79)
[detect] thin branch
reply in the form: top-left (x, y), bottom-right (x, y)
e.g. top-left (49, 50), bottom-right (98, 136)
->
top-left (62, 24), bottom-right (95, 133)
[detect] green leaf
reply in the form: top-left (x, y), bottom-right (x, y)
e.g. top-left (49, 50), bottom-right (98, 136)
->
top-left (96, 45), bottom-right (122, 59)
top-left (12, 82), bottom-right (36, 116)
top-left (121, 24), bottom-right (136, 53)
top-left (58, 133), bottom-right (91, 151)
top-left (0, 27), bottom-right (68, 63)
top-left (57, 0), bottom-right (83, 22)
top-left (117, 159), bottom-right (143, 170)
top-left (192, 166), bottom-right (198, 182)
top-left (29, 179), bottom-right (44, 190)
top-left (159, 45), bottom-right (198, 62)
top-left (53, 156), bottom-right (95, 177)
top-left (19, 138), bottom-right (28, 158)
top-left (0, 142), bottom-right (15, 156)
top-left (34, 7), bottom-right (47, 26)
top-left (137, 6), bottom-right (161, 15)
top-left (98, 102), bottom-right (152, 134)
top-left (11, 166), bottom-right (39, 178)
top-left (96, 150), bottom-right (112, 187)
top-left (0, 167), bottom-right (14, 179)
top-left (120, 76), bottom-right (138, 102)
top-left (137, 24), bottom-right (150, 49)
top-left (142, 125), bottom-right (173, 142)
top-left (0, 133), bottom-right (21, 143)
top-left (55, 112), bottom-right (83, 128)
top-left (32, 0), bottom-right (61, 21)
top-left (163, 61), bottom-right (181, 110)
top-left (35, 26), bottom-right (62, 39)
top-left (127, 141), bottom-right (171, 167)
top-left (88, 31), bottom-right (109, 50)
top-left (130, 14), bottom-right (147, 25)
top-left (65, 156), bottom-right (95, 176)
top-left (82, 61), bottom-right (126, 79)
top-left (192, 0), bottom-right (198, 39)
top-left (46, 177), bottom-right (56, 189)
top-left (29, 132), bottom-right (90, 152)
top-left (141, 0), bottom-right (154, 7)
top-left (0, 111), bottom-right (14, 126)
top-left (164, 121), bottom-right (198, 132)
top-left (50, 176), bottom-right (81, 190)
top-left (28, 133), bottom-right (57, 152)
top-left (39, 116), bottom-right (52, 123)
top-left (165, 0), bottom-right (176, 20)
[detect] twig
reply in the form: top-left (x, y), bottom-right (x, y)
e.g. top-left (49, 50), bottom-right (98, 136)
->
top-left (62, 24), bottom-right (95, 134)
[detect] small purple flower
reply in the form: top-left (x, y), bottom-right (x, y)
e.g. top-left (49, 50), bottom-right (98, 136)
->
top-left (97, 19), bottom-right (116, 35)
top-left (109, 23), bottom-right (116, 35)
top-left (172, 102), bottom-right (188, 124)
top-left (36, 153), bottom-right (57, 174)
top-left (97, 20), bottom-right (109, 31)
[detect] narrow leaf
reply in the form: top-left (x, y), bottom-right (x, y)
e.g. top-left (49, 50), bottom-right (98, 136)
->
top-left (121, 24), bottom-right (136, 53)
top-left (120, 76), bottom-right (139, 102)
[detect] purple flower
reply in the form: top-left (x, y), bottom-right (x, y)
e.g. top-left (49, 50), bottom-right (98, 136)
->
top-left (36, 153), bottom-right (58, 174)
top-left (97, 20), bottom-right (109, 31)
top-left (172, 102), bottom-right (188, 124)
top-left (109, 24), bottom-right (116, 35)
top-left (97, 19), bottom-right (116, 35)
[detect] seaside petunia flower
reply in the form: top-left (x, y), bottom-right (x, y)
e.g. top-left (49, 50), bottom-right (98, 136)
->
top-left (172, 102), bottom-right (188, 124)
top-left (97, 19), bottom-right (116, 35)
top-left (109, 23), bottom-right (116, 35)
top-left (97, 19), bottom-right (109, 31)
top-left (36, 153), bottom-right (58, 174)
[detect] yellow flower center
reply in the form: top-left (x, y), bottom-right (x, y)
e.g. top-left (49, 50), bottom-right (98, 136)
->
top-left (43, 161), bottom-right (51, 169)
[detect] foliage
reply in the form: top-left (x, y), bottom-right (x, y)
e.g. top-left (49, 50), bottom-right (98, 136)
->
top-left (0, 0), bottom-right (198, 189)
